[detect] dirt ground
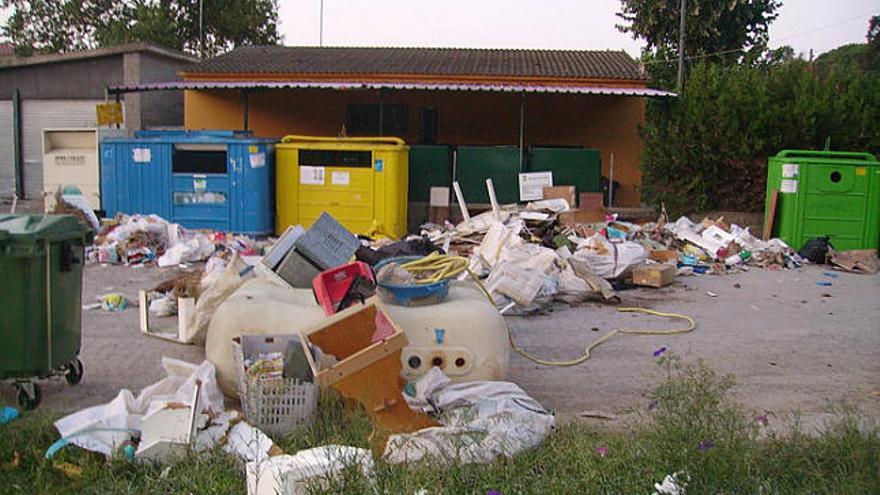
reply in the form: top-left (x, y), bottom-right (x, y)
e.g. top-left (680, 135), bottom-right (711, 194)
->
top-left (2, 262), bottom-right (878, 432)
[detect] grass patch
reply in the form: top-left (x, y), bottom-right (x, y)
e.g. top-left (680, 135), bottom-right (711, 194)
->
top-left (1, 356), bottom-right (877, 494)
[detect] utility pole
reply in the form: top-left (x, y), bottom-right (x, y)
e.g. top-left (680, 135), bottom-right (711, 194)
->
top-left (319, 0), bottom-right (324, 47)
top-left (677, 0), bottom-right (686, 93)
top-left (199, 0), bottom-right (204, 58)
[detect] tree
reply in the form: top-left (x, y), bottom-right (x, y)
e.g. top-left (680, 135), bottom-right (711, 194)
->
top-left (0, 0), bottom-right (281, 57)
top-left (616, 0), bottom-right (781, 87)
top-left (866, 15), bottom-right (879, 72)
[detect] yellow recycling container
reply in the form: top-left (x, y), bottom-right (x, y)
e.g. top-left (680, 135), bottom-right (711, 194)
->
top-left (276, 135), bottom-right (409, 238)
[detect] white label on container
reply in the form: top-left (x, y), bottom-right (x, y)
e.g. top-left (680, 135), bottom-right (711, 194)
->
top-left (518, 171), bottom-right (554, 201)
top-left (781, 179), bottom-right (798, 194)
top-left (300, 166), bottom-right (325, 185)
top-left (331, 171), bottom-right (350, 186)
top-left (429, 186), bottom-right (450, 207)
top-left (132, 148), bottom-right (151, 163)
top-left (782, 163), bottom-right (799, 178)
top-left (249, 152), bottom-right (266, 168)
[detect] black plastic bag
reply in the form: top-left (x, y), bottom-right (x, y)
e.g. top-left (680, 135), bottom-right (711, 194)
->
top-left (356, 236), bottom-right (442, 266)
top-left (798, 236), bottom-right (833, 264)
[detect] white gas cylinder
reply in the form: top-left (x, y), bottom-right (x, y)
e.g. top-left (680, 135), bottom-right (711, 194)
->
top-left (382, 282), bottom-right (510, 382)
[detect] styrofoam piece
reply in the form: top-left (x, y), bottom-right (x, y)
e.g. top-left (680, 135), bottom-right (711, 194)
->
top-left (246, 446), bottom-right (374, 495)
top-left (485, 262), bottom-right (545, 307)
top-left (135, 380), bottom-right (202, 463)
top-left (224, 421), bottom-right (275, 464)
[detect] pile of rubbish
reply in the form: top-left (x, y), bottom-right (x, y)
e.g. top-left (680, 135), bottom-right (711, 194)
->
top-left (89, 214), bottom-right (268, 268)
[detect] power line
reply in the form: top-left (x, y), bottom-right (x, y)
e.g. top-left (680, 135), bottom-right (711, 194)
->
top-left (639, 9), bottom-right (878, 66)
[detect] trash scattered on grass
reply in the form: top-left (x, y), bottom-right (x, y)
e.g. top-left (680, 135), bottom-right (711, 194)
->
top-left (652, 471), bottom-right (690, 495)
top-left (0, 406), bottom-right (19, 426)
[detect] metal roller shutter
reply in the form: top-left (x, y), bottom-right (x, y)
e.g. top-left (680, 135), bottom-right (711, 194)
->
top-left (0, 101), bottom-right (14, 199)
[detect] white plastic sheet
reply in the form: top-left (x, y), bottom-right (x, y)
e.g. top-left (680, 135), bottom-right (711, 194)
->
top-left (385, 368), bottom-right (555, 464)
top-left (54, 358), bottom-right (225, 457)
top-left (573, 234), bottom-right (648, 279)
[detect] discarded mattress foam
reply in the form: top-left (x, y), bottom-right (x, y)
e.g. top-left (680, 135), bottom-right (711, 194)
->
top-left (385, 367), bottom-right (555, 464)
top-left (205, 278), bottom-right (326, 396)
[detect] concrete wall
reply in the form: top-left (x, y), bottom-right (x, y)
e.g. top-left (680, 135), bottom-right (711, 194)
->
top-left (185, 88), bottom-right (647, 206)
top-left (137, 52), bottom-right (188, 128)
top-left (0, 56), bottom-right (123, 100)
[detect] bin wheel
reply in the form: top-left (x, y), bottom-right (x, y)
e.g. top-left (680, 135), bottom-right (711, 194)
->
top-left (65, 358), bottom-right (84, 385)
top-left (16, 383), bottom-right (41, 410)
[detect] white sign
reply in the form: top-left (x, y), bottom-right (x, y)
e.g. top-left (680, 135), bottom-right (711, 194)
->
top-left (331, 171), bottom-right (350, 186)
top-left (300, 166), bottom-right (325, 185)
top-left (781, 179), bottom-right (798, 194)
top-left (132, 148), bottom-right (151, 163)
top-left (518, 172), bottom-right (554, 201)
top-left (249, 152), bottom-right (266, 168)
top-left (782, 163), bottom-right (799, 178)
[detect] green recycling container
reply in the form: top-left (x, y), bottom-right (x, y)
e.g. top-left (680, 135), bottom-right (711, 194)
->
top-left (766, 150), bottom-right (880, 251)
top-left (0, 215), bottom-right (92, 406)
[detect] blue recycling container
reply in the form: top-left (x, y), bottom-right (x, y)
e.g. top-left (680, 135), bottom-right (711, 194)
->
top-left (100, 130), bottom-right (275, 234)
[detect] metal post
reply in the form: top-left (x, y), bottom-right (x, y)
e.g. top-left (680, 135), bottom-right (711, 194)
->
top-left (319, 0), bottom-right (324, 47)
top-left (608, 153), bottom-right (615, 207)
top-left (518, 92), bottom-right (525, 172)
top-left (242, 90), bottom-right (249, 131)
top-left (378, 90), bottom-right (384, 136)
top-left (677, 0), bottom-right (686, 93)
top-left (199, 0), bottom-right (204, 58)
top-left (12, 89), bottom-right (23, 200)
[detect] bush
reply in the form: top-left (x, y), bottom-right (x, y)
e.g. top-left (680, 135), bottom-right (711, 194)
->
top-left (641, 61), bottom-right (880, 216)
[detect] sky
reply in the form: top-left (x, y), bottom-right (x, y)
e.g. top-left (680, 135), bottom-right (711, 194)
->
top-left (0, 0), bottom-right (876, 57)
top-left (276, 0), bottom-right (878, 57)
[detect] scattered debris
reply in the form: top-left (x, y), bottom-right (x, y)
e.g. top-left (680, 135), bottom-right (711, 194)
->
top-left (829, 249), bottom-right (879, 274)
top-left (0, 406), bottom-right (19, 426)
top-left (652, 472), bottom-right (690, 495)
top-left (385, 367), bottom-right (555, 464)
top-left (578, 410), bottom-right (618, 420)
top-left (706, 291), bottom-right (718, 297)
top-left (246, 445), bottom-right (374, 495)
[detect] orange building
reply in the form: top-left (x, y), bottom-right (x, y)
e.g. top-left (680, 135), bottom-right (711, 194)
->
top-left (112, 46), bottom-right (673, 209)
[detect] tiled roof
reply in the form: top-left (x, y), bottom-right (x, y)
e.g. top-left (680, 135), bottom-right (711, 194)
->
top-left (184, 46), bottom-right (646, 81)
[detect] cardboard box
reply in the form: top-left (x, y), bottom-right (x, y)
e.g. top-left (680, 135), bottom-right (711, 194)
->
top-left (542, 185), bottom-right (576, 208)
top-left (558, 207), bottom-right (606, 227)
top-left (579, 192), bottom-right (604, 209)
top-left (649, 249), bottom-right (679, 263)
top-left (632, 264), bottom-right (676, 288)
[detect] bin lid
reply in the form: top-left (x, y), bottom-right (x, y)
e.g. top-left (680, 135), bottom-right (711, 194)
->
top-left (0, 214), bottom-right (92, 243)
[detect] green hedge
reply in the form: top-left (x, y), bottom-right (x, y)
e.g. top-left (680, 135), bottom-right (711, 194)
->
top-left (641, 62), bottom-right (880, 216)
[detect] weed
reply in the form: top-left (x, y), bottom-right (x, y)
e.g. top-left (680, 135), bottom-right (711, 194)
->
top-left (0, 356), bottom-right (876, 494)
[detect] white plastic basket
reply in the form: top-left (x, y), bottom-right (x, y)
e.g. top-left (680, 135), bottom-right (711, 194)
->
top-left (232, 334), bottom-right (319, 437)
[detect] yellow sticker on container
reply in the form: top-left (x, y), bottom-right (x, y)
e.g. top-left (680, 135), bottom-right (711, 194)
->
top-left (248, 145), bottom-right (258, 153)
top-left (855, 167), bottom-right (866, 176)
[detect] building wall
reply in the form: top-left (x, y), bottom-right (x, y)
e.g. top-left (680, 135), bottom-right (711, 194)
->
top-left (137, 52), bottom-right (188, 128)
top-left (0, 56), bottom-right (123, 99)
top-left (185, 88), bottom-right (646, 206)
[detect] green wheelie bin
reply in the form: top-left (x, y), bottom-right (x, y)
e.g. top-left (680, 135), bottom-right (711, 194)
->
top-left (0, 214), bottom-right (92, 409)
